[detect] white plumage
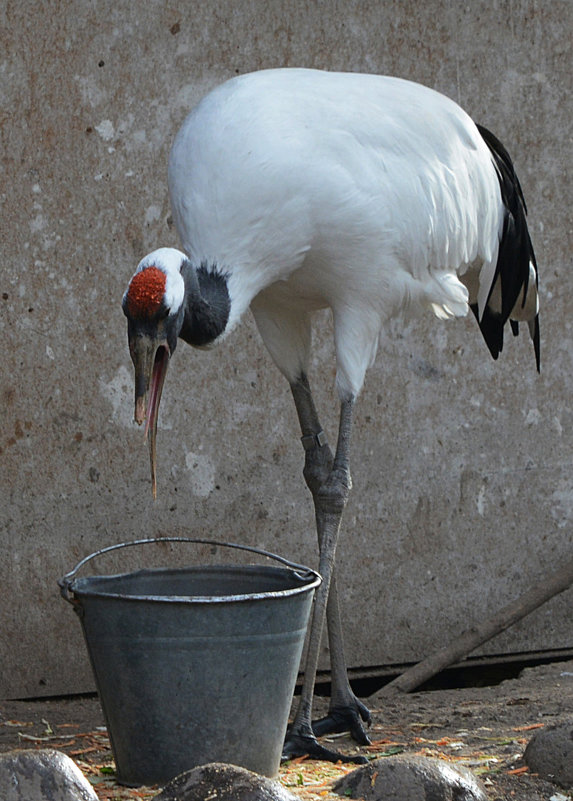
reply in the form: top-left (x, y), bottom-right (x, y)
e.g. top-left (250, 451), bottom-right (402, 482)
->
top-left (167, 69), bottom-right (537, 401)
top-left (123, 68), bottom-right (539, 763)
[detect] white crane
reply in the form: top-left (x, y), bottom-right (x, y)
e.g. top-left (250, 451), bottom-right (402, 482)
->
top-left (122, 68), bottom-right (539, 763)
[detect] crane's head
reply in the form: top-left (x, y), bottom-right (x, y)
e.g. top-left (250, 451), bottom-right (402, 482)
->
top-left (122, 247), bottom-right (187, 497)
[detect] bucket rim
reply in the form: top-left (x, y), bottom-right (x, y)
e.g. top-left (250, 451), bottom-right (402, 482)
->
top-left (59, 538), bottom-right (322, 604)
top-left (66, 563), bottom-right (321, 604)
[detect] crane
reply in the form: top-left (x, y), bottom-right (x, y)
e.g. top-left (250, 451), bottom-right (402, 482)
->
top-left (122, 68), bottom-right (540, 764)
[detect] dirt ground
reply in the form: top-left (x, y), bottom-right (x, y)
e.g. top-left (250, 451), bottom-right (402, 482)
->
top-left (1, 659), bottom-right (572, 801)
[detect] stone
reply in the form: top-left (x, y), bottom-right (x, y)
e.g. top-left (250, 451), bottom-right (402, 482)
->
top-left (0, 749), bottom-right (98, 801)
top-left (524, 722), bottom-right (573, 788)
top-left (154, 762), bottom-right (298, 801)
top-left (332, 754), bottom-right (487, 801)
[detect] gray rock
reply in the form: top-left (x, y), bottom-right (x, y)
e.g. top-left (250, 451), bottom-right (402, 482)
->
top-left (0, 749), bottom-right (98, 801)
top-left (154, 762), bottom-right (298, 801)
top-left (332, 755), bottom-right (487, 801)
top-left (524, 722), bottom-right (573, 788)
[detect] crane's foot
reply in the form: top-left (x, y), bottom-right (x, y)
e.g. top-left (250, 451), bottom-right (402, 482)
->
top-left (282, 730), bottom-right (368, 765)
top-left (312, 699), bottom-right (372, 745)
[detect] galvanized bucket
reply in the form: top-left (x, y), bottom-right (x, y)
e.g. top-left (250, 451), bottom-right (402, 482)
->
top-left (59, 538), bottom-right (321, 786)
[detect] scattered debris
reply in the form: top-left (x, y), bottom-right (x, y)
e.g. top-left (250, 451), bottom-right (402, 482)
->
top-left (1, 659), bottom-right (572, 800)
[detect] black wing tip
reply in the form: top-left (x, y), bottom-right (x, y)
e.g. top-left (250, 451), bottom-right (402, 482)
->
top-left (476, 123), bottom-right (528, 213)
top-left (474, 124), bottom-right (540, 373)
top-left (532, 314), bottom-right (541, 373)
top-left (471, 304), bottom-right (540, 371)
top-left (471, 304), bottom-right (503, 361)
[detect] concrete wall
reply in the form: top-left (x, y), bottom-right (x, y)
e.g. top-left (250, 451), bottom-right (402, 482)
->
top-left (1, 0), bottom-right (571, 698)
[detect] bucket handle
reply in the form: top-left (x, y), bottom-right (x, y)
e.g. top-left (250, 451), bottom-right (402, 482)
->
top-left (59, 537), bottom-right (321, 603)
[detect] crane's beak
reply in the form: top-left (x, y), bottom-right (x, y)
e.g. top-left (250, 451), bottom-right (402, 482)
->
top-left (130, 333), bottom-right (170, 499)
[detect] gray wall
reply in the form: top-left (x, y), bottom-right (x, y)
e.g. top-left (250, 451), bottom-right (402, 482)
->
top-left (1, 0), bottom-right (571, 699)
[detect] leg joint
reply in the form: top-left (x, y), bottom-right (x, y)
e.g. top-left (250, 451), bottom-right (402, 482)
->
top-left (316, 467), bottom-right (352, 514)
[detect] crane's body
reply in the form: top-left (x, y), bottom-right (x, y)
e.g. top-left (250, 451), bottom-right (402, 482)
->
top-left (168, 69), bottom-right (537, 399)
top-left (123, 68), bottom-right (539, 763)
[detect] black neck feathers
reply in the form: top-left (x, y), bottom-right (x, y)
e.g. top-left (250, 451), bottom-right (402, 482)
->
top-left (179, 261), bottom-right (230, 347)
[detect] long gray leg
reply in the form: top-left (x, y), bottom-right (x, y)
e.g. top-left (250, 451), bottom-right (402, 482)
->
top-left (292, 377), bottom-right (371, 742)
top-left (313, 576), bottom-right (371, 743)
top-left (282, 375), bottom-right (369, 763)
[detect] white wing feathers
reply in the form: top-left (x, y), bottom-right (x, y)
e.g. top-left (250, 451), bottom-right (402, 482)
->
top-left (167, 69), bottom-right (538, 394)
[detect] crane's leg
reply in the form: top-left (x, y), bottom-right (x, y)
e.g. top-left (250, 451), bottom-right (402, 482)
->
top-left (282, 375), bottom-right (369, 763)
top-left (313, 575), bottom-right (371, 743)
top-left (293, 377), bottom-right (370, 743)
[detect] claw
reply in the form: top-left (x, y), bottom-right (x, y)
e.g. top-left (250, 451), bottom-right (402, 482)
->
top-left (282, 731), bottom-right (368, 765)
top-left (312, 703), bottom-right (372, 745)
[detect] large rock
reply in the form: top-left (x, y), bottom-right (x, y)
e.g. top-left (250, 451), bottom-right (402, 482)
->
top-left (332, 755), bottom-right (487, 801)
top-left (0, 750), bottom-right (98, 801)
top-left (154, 762), bottom-right (298, 801)
top-left (524, 722), bottom-right (573, 788)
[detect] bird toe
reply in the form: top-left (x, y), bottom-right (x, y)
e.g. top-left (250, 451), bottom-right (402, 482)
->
top-left (312, 703), bottom-right (372, 745)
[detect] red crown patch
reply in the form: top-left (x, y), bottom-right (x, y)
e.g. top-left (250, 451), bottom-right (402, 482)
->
top-left (126, 266), bottom-right (166, 319)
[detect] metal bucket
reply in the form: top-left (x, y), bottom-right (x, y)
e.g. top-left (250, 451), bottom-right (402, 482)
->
top-left (59, 538), bottom-right (321, 786)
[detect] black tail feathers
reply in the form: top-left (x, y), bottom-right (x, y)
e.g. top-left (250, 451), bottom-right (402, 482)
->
top-left (474, 124), bottom-right (540, 371)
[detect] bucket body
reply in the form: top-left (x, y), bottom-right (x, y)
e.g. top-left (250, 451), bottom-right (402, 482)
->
top-left (60, 541), bottom-right (319, 786)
